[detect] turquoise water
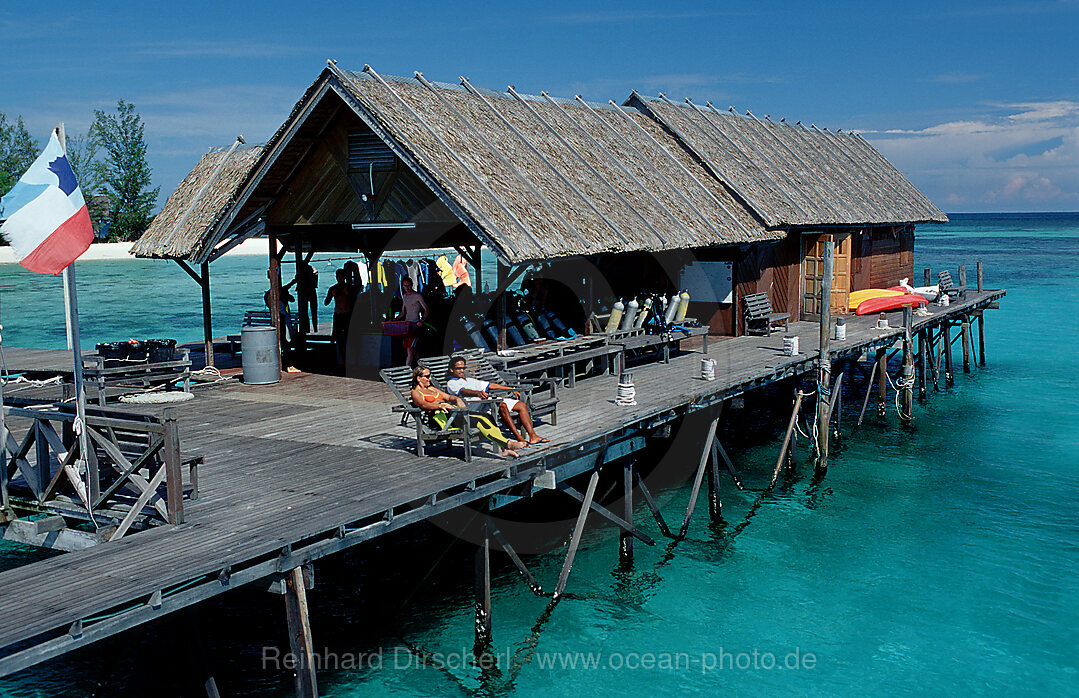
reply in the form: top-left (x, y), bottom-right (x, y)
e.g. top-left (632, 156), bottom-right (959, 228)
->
top-left (1, 213), bottom-right (1077, 696)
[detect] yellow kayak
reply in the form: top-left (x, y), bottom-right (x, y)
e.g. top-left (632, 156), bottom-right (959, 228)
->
top-left (849, 288), bottom-right (906, 312)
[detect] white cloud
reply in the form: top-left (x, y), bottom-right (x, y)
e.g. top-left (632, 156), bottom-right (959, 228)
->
top-left (865, 100), bottom-right (1079, 211)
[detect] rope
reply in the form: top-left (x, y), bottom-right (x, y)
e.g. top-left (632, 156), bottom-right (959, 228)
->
top-left (119, 391), bottom-right (195, 404)
top-left (883, 366), bottom-right (916, 421)
top-left (0, 374), bottom-right (63, 393)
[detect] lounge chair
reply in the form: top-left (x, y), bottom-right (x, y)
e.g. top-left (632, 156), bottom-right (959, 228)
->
top-left (420, 352), bottom-right (558, 426)
top-left (938, 270), bottom-right (967, 300)
top-left (378, 366), bottom-right (480, 461)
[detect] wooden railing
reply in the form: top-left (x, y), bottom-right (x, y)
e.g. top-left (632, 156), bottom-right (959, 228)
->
top-left (1, 399), bottom-right (194, 540)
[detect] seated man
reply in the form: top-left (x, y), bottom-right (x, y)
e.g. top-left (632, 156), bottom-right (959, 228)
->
top-left (445, 355), bottom-right (549, 445)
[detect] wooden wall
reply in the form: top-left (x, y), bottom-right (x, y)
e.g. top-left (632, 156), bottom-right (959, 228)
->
top-left (852, 225), bottom-right (915, 290)
top-left (731, 234), bottom-right (800, 336)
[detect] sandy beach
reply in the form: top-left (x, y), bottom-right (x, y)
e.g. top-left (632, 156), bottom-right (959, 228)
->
top-left (0, 237), bottom-right (270, 264)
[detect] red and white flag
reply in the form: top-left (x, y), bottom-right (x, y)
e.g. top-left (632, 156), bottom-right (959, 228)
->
top-left (0, 131), bottom-right (94, 275)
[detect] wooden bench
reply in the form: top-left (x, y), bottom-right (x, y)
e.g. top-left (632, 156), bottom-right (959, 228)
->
top-left (421, 353), bottom-right (559, 424)
top-left (83, 349), bottom-right (192, 406)
top-left (938, 270), bottom-right (967, 300)
top-left (743, 293), bottom-right (789, 336)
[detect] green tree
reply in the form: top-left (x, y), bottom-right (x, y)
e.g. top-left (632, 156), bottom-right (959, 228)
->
top-left (0, 111), bottom-right (38, 198)
top-left (92, 100), bottom-right (158, 241)
top-left (65, 128), bottom-right (101, 194)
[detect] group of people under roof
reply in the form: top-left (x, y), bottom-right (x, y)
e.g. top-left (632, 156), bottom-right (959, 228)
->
top-left (267, 252), bottom-right (474, 369)
top-left (410, 354), bottom-right (548, 458)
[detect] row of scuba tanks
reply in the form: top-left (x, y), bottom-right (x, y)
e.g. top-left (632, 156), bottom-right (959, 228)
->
top-left (605, 291), bottom-right (691, 334)
top-left (461, 308), bottom-right (574, 352)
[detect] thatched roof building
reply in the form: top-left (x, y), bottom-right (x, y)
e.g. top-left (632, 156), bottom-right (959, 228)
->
top-left (132, 63), bottom-right (945, 266)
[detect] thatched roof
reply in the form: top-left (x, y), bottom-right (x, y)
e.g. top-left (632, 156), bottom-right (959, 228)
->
top-left (132, 143), bottom-right (264, 260)
top-left (333, 69), bottom-right (776, 262)
top-left (134, 63), bottom-right (946, 265)
top-left (633, 96), bottom-right (947, 227)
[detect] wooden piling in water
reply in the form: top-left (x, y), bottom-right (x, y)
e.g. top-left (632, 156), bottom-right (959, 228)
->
top-left (923, 267), bottom-right (931, 286)
top-left (817, 237), bottom-right (834, 472)
top-left (943, 323), bottom-right (954, 386)
top-left (958, 264), bottom-right (967, 290)
top-left (977, 261), bottom-right (984, 293)
top-left (474, 526), bottom-right (492, 652)
top-left (917, 330), bottom-right (928, 400)
top-left (901, 308), bottom-right (914, 422)
top-left (680, 415), bottom-right (720, 537)
top-left (876, 348), bottom-right (888, 419)
top-left (978, 311), bottom-right (986, 366)
top-left (620, 463), bottom-right (634, 566)
top-left (773, 392), bottom-right (804, 487)
top-left (283, 566), bottom-right (318, 698)
top-left (707, 440), bottom-right (723, 523)
top-left (961, 320), bottom-right (972, 373)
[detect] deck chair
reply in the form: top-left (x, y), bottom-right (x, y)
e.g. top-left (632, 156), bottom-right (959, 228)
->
top-left (378, 366), bottom-right (479, 461)
top-left (938, 270), bottom-right (967, 300)
top-left (421, 352), bottom-right (558, 426)
top-left (743, 293), bottom-right (790, 336)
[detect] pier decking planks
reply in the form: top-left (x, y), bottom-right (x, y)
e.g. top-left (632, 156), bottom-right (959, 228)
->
top-left (0, 289), bottom-right (1005, 662)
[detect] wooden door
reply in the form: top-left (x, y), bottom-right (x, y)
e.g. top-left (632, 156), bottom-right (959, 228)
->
top-left (802, 233), bottom-right (851, 320)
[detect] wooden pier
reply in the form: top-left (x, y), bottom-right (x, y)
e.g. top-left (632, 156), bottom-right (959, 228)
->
top-left (0, 288), bottom-right (1004, 682)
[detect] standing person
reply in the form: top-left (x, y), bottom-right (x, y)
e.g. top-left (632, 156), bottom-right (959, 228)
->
top-left (325, 268), bottom-right (353, 366)
top-left (298, 262), bottom-right (318, 333)
top-left (445, 355), bottom-right (549, 445)
top-left (397, 277), bottom-right (428, 367)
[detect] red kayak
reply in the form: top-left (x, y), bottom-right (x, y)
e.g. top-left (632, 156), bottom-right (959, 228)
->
top-left (854, 293), bottom-right (928, 315)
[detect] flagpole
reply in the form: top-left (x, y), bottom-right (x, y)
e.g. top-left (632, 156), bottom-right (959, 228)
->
top-left (56, 123), bottom-right (97, 514)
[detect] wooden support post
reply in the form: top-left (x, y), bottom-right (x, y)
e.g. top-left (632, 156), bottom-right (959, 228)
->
top-left (923, 267), bottom-right (931, 287)
top-left (707, 441), bottom-right (722, 523)
top-left (958, 264), bottom-right (967, 290)
top-left (943, 323), bottom-right (954, 386)
top-left (817, 235), bottom-right (834, 471)
top-left (200, 262), bottom-right (214, 368)
top-left (491, 526), bottom-right (542, 595)
top-left (0, 375), bottom-right (8, 511)
top-left (554, 465), bottom-right (601, 599)
top-left (283, 566), bottom-right (318, 698)
top-left (772, 391), bottom-right (804, 487)
top-left (876, 348), bottom-right (888, 419)
top-left (496, 261), bottom-right (508, 352)
top-left (978, 311), bottom-right (986, 366)
top-left (901, 307), bottom-right (914, 422)
top-left (961, 320), bottom-right (972, 373)
top-left (918, 330), bottom-right (928, 400)
top-left (977, 261), bottom-right (984, 293)
top-left (931, 328), bottom-right (942, 390)
top-left (620, 462), bottom-right (634, 566)
top-left (472, 245), bottom-right (483, 293)
top-left (635, 471), bottom-right (673, 538)
top-left (268, 229), bottom-right (283, 370)
top-left (474, 524), bottom-right (492, 653)
top-left (679, 414), bottom-right (720, 538)
top-left (35, 422), bottom-right (51, 497)
top-left (163, 410), bottom-right (184, 525)
top-left (856, 359), bottom-right (878, 426)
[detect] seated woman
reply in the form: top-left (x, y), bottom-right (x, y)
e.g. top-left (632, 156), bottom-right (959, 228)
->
top-left (410, 367), bottom-right (526, 458)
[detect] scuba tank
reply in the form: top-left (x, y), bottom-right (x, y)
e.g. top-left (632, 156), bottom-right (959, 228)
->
top-left (517, 312), bottom-right (542, 342)
top-left (620, 298), bottom-right (639, 331)
top-left (664, 294), bottom-right (680, 324)
top-left (605, 301), bottom-right (624, 333)
top-left (462, 316), bottom-right (491, 351)
top-left (634, 296), bottom-right (653, 328)
top-left (506, 319), bottom-right (526, 347)
top-left (675, 290), bottom-right (691, 322)
top-left (544, 309), bottom-right (570, 337)
top-left (481, 318), bottom-right (500, 349)
top-left (534, 312), bottom-right (557, 339)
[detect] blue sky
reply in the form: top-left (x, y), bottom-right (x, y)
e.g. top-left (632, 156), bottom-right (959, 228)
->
top-left (2, 0), bottom-right (1077, 213)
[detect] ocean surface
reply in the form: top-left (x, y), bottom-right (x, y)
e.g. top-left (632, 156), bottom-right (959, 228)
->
top-left (1, 212), bottom-right (1077, 696)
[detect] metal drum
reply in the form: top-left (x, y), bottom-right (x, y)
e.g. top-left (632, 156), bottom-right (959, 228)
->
top-left (241, 326), bottom-right (280, 384)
